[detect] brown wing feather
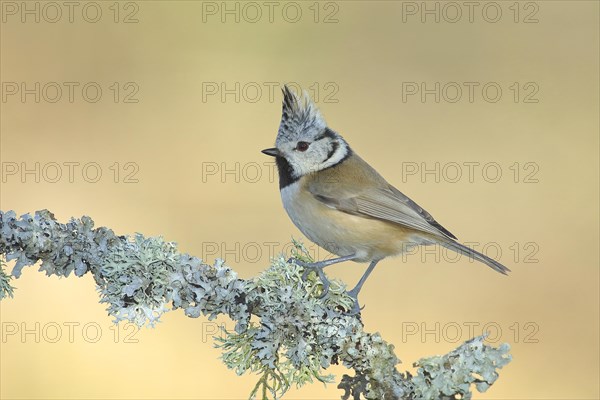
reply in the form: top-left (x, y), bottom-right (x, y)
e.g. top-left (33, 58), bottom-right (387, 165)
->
top-left (308, 154), bottom-right (457, 240)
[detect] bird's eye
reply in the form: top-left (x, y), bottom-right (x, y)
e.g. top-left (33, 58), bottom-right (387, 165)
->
top-left (296, 141), bottom-right (310, 152)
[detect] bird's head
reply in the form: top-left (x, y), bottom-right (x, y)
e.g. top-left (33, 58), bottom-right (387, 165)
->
top-left (262, 85), bottom-right (349, 182)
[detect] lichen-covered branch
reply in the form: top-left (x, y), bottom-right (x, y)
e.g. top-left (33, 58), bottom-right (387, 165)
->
top-left (0, 210), bottom-right (511, 399)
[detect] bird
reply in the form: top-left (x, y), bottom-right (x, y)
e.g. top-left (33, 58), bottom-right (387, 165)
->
top-left (262, 85), bottom-right (509, 314)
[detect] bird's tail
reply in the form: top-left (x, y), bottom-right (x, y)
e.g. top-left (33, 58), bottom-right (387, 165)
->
top-left (439, 240), bottom-right (510, 275)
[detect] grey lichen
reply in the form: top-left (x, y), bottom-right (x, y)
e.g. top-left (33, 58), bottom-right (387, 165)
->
top-left (0, 260), bottom-right (15, 299)
top-left (409, 336), bottom-right (511, 399)
top-left (0, 210), bottom-right (511, 399)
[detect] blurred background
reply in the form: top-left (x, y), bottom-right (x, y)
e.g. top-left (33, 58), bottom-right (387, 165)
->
top-left (1, 1), bottom-right (598, 399)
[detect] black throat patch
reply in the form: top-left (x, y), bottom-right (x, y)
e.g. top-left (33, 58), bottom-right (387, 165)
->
top-left (275, 156), bottom-right (299, 189)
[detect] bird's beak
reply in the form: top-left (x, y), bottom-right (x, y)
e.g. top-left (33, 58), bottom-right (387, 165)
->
top-left (261, 147), bottom-right (280, 157)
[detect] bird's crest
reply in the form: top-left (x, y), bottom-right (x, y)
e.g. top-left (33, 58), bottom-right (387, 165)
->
top-left (276, 85), bottom-right (327, 146)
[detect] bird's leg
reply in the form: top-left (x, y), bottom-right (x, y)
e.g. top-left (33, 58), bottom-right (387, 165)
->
top-left (345, 260), bottom-right (379, 315)
top-left (289, 254), bottom-right (358, 298)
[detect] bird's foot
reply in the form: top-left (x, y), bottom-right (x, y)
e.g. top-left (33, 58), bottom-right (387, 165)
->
top-left (343, 287), bottom-right (365, 316)
top-left (288, 257), bottom-right (331, 299)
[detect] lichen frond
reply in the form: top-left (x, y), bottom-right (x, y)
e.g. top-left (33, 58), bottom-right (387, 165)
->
top-left (0, 210), bottom-right (511, 399)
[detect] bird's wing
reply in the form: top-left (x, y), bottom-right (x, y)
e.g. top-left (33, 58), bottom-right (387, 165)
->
top-left (309, 181), bottom-right (457, 240)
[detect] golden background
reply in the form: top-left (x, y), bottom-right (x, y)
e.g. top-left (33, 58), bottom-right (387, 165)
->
top-left (1, 1), bottom-right (598, 399)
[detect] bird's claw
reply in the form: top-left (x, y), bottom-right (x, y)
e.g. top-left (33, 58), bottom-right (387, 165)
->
top-left (287, 257), bottom-right (305, 266)
top-left (288, 257), bottom-right (331, 298)
top-left (344, 288), bottom-right (365, 316)
top-left (344, 300), bottom-right (364, 316)
top-left (304, 265), bottom-right (331, 298)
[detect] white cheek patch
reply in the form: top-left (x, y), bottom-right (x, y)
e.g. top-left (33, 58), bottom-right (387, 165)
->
top-left (280, 137), bottom-right (349, 178)
top-left (287, 153), bottom-right (320, 177)
top-left (284, 156), bottom-right (305, 178)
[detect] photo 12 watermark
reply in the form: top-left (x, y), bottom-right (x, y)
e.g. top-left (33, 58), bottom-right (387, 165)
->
top-left (400, 1), bottom-right (539, 24)
top-left (1, 162), bottom-right (140, 184)
top-left (1, 321), bottom-right (140, 344)
top-left (400, 241), bottom-right (540, 265)
top-left (1, 82), bottom-right (140, 104)
top-left (1, 1), bottom-right (140, 23)
top-left (401, 82), bottom-right (540, 104)
top-left (399, 161), bottom-right (540, 184)
top-left (201, 240), bottom-right (337, 264)
top-left (201, 161), bottom-right (276, 184)
top-left (201, 81), bottom-right (339, 103)
top-left (201, 1), bottom-right (340, 24)
top-left (400, 321), bottom-right (540, 344)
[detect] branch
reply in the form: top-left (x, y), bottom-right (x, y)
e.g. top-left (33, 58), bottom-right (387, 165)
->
top-left (0, 210), bottom-right (511, 399)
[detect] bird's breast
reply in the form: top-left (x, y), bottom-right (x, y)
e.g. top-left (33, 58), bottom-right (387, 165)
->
top-left (279, 180), bottom-right (416, 262)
